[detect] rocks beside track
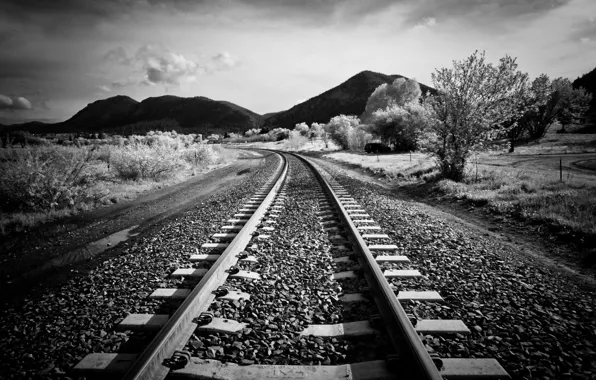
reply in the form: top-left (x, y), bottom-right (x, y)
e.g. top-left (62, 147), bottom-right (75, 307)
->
top-left (312, 157), bottom-right (596, 380)
top-left (188, 155), bottom-right (391, 366)
top-left (0, 152), bottom-right (280, 380)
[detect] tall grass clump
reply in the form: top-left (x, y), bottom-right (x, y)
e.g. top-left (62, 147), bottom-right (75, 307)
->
top-left (110, 131), bottom-right (220, 180)
top-left (436, 168), bottom-right (596, 240)
top-left (0, 146), bottom-right (100, 213)
top-left (110, 143), bottom-right (187, 180)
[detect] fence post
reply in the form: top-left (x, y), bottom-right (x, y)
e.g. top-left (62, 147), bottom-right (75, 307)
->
top-left (560, 158), bottom-right (563, 182)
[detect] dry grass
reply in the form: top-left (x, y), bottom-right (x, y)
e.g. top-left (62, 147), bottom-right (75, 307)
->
top-left (324, 134), bottom-right (596, 249)
top-left (0, 136), bottom-right (234, 234)
top-left (438, 169), bottom-right (596, 238)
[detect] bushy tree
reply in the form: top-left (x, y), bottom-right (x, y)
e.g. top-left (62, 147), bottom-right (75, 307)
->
top-left (244, 128), bottom-right (262, 137)
top-left (294, 122), bottom-right (310, 136)
top-left (308, 122), bottom-right (323, 137)
top-left (325, 115), bottom-right (360, 149)
top-left (268, 128), bottom-right (290, 141)
top-left (557, 83), bottom-right (592, 132)
top-left (324, 115), bottom-right (371, 150)
top-left (419, 51), bottom-right (529, 181)
top-left (362, 78), bottom-right (422, 122)
top-left (524, 77), bottom-right (592, 138)
top-left (369, 102), bottom-right (431, 151)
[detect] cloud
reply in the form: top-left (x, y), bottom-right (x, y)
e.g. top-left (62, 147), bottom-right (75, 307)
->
top-left (413, 16), bottom-right (437, 29)
top-left (211, 52), bottom-right (241, 69)
top-left (0, 94), bottom-right (32, 110)
top-left (103, 46), bottom-right (132, 65)
top-left (401, 0), bottom-right (572, 29)
top-left (98, 85), bottom-right (111, 92)
top-left (135, 45), bottom-right (201, 86)
top-left (580, 37), bottom-right (591, 43)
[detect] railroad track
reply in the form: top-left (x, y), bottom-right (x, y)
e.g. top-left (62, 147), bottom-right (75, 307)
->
top-left (73, 152), bottom-right (510, 379)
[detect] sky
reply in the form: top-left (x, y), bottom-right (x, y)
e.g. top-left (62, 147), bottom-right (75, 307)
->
top-left (1, 0), bottom-right (595, 124)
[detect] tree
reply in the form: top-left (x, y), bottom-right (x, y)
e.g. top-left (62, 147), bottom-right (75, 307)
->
top-left (525, 77), bottom-right (592, 138)
top-left (294, 122), bottom-right (310, 136)
top-left (505, 74), bottom-right (549, 152)
top-left (325, 115), bottom-right (360, 150)
top-left (362, 78), bottom-right (422, 122)
top-left (324, 115), bottom-right (371, 150)
top-left (557, 84), bottom-right (592, 132)
top-left (419, 51), bottom-right (529, 181)
top-left (369, 102), bottom-right (431, 151)
top-left (309, 122), bottom-right (325, 140)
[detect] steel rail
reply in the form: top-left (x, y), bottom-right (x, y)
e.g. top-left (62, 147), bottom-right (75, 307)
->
top-left (293, 153), bottom-right (443, 380)
top-left (121, 151), bottom-right (288, 380)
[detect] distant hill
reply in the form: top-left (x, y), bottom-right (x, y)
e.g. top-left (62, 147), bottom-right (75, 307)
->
top-left (2, 70), bottom-right (436, 135)
top-left (2, 95), bottom-right (262, 135)
top-left (263, 70), bottom-right (435, 129)
top-left (64, 95), bottom-right (139, 132)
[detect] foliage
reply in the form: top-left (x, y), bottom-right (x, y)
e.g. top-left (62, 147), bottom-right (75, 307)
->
top-left (294, 122), bottom-right (310, 136)
top-left (244, 128), bottom-right (262, 137)
top-left (268, 127), bottom-right (291, 141)
top-left (285, 130), bottom-right (309, 150)
top-left (324, 115), bottom-right (361, 150)
top-left (207, 133), bottom-right (221, 141)
top-left (418, 51), bottom-right (529, 181)
top-left (525, 77), bottom-right (592, 138)
top-left (369, 102), bottom-right (431, 151)
top-left (309, 122), bottom-right (325, 139)
top-left (0, 147), bottom-right (99, 212)
top-left (362, 78), bottom-right (422, 122)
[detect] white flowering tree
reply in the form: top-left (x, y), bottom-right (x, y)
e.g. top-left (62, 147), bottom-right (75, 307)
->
top-left (419, 51), bottom-right (529, 181)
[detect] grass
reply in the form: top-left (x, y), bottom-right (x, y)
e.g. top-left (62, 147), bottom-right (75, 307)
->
top-left (437, 169), bottom-right (596, 241)
top-left (322, 128), bottom-right (596, 261)
top-left (0, 133), bottom-right (234, 235)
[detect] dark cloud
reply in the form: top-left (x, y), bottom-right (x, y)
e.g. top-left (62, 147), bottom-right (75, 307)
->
top-left (401, 0), bottom-right (573, 27)
top-left (0, 56), bottom-right (66, 80)
top-left (0, 94), bottom-right (32, 110)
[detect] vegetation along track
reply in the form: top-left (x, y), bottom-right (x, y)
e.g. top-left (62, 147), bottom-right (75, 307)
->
top-left (73, 151), bottom-right (509, 380)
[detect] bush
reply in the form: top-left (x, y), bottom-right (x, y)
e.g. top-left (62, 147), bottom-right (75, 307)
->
top-left (0, 146), bottom-right (99, 212)
top-left (110, 142), bottom-right (188, 180)
top-left (285, 131), bottom-right (308, 150)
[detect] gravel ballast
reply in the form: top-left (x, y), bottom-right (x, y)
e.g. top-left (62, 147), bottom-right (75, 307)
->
top-left (0, 151), bottom-right (280, 380)
top-left (186, 155), bottom-right (392, 366)
top-left (311, 156), bottom-right (596, 380)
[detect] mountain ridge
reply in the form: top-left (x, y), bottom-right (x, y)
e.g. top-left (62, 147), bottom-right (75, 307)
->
top-left (1, 70), bottom-right (436, 134)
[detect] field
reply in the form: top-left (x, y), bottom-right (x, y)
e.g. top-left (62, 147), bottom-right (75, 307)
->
top-left (308, 129), bottom-right (596, 267)
top-left (0, 132), bottom-right (235, 234)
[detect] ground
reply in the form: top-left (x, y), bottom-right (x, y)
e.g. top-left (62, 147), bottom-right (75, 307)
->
top-left (0, 149), bottom-right (266, 306)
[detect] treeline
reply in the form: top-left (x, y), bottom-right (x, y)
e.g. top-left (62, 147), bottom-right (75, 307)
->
top-left (286, 51), bottom-right (593, 181)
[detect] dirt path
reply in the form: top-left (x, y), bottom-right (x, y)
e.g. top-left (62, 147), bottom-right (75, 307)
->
top-left (307, 154), bottom-right (596, 288)
top-left (0, 150), bottom-right (267, 305)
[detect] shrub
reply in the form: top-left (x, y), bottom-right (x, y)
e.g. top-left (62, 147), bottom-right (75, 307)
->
top-left (285, 130), bottom-right (308, 150)
top-left (111, 143), bottom-right (188, 180)
top-left (0, 146), bottom-right (99, 212)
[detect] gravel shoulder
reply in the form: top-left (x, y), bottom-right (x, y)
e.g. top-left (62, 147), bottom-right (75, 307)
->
top-left (0, 151), bottom-right (267, 307)
top-left (308, 155), bottom-right (596, 380)
top-left (0, 150), bottom-right (281, 379)
top-left (307, 154), bottom-right (596, 286)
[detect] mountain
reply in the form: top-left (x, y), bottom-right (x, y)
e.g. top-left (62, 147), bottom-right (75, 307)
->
top-left (129, 96), bottom-right (262, 133)
top-left (3, 70), bottom-right (435, 134)
top-left (63, 95), bottom-right (139, 132)
top-left (2, 95), bottom-right (262, 135)
top-left (263, 70), bottom-right (435, 129)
